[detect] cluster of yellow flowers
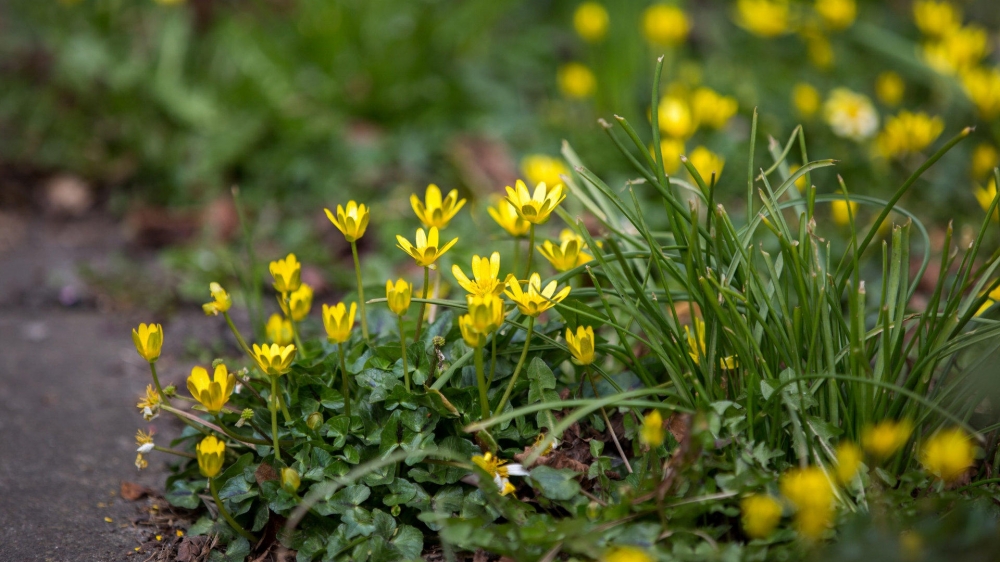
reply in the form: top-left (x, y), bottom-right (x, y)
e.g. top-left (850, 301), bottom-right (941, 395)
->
top-left (652, 83), bottom-right (737, 182)
top-left (735, 0), bottom-right (856, 69)
top-left (741, 419), bottom-right (977, 541)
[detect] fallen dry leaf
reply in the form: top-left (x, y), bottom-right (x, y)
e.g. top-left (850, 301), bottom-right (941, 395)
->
top-left (120, 481), bottom-right (155, 501)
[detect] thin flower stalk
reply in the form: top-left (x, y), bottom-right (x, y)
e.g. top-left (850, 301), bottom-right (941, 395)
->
top-left (339, 344), bottom-right (351, 420)
top-left (269, 376), bottom-right (282, 461)
top-left (399, 315), bottom-right (410, 391)
top-left (210, 476), bottom-right (257, 542)
top-left (474, 343), bottom-right (488, 419)
top-left (351, 241), bottom-right (370, 342)
top-left (416, 265), bottom-right (430, 340)
top-left (585, 365), bottom-right (632, 474)
top-left (153, 445), bottom-right (197, 459)
top-left (494, 316), bottom-right (534, 416)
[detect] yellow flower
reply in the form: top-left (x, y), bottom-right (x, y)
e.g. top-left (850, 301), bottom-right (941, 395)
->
top-left (639, 410), bottom-right (664, 447)
top-left (862, 419), bottom-right (913, 461)
top-left (135, 429), bottom-right (155, 453)
top-left (974, 178), bottom-right (998, 218)
top-left (558, 63), bottom-right (597, 99)
top-left (521, 155), bottom-right (570, 191)
top-left (322, 302), bottom-right (357, 344)
top-left (641, 4), bottom-right (690, 46)
top-left (961, 67), bottom-right (1000, 120)
top-left (453, 252), bottom-right (504, 297)
top-left (735, 0), bottom-right (790, 38)
top-left (972, 144), bottom-right (999, 180)
top-left (823, 88), bottom-right (879, 141)
top-left (324, 201), bottom-right (370, 243)
top-left (154, 0), bottom-right (186, 5)
top-left (835, 441), bottom-right (863, 484)
top-left (251, 342), bottom-right (296, 376)
top-left (831, 195), bottom-right (859, 226)
top-left (396, 227), bottom-right (458, 268)
top-left (132, 323), bottom-right (164, 363)
top-left (792, 83), bottom-right (821, 119)
top-left (504, 273), bottom-right (571, 317)
top-left (573, 2), bottom-right (609, 43)
top-left (921, 427), bottom-right (976, 482)
top-left (922, 26), bottom-right (988, 75)
top-left (875, 71), bottom-right (905, 106)
top-left (196, 435), bottom-right (226, 478)
top-left (137, 384), bottom-right (162, 421)
top-left (471, 452), bottom-right (526, 496)
top-left (410, 184), bottom-right (466, 229)
top-left (466, 294), bottom-right (505, 335)
top-left (684, 317), bottom-right (737, 369)
top-left (537, 235), bottom-right (592, 272)
top-left (652, 138), bottom-right (685, 174)
top-left (281, 467), bottom-right (301, 493)
top-left (976, 298), bottom-right (996, 316)
top-left (505, 179), bottom-right (566, 225)
top-left (386, 279), bottom-right (413, 316)
top-left (688, 146), bottom-right (725, 183)
top-left (741, 494), bottom-right (783, 539)
top-left (912, 0), bottom-right (962, 38)
top-left (269, 253), bottom-right (302, 294)
top-left (186, 364), bottom-right (236, 414)
top-left (202, 282), bottom-right (231, 316)
top-left (602, 546), bottom-right (654, 562)
top-left (266, 313), bottom-right (293, 345)
top-left (876, 111), bottom-right (944, 159)
top-left (780, 466), bottom-right (834, 540)
top-left (805, 33), bottom-right (834, 70)
top-left (815, 0), bottom-right (855, 30)
top-left (135, 453), bottom-right (148, 470)
top-left (565, 326), bottom-right (595, 365)
top-left (657, 95), bottom-right (695, 139)
top-left (280, 283), bottom-right (313, 322)
top-left (488, 198), bottom-right (531, 237)
top-left (691, 87), bottom-right (738, 130)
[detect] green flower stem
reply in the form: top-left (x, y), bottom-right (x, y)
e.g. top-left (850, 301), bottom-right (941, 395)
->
top-left (474, 344), bottom-right (488, 420)
top-left (398, 316), bottom-right (410, 392)
top-left (339, 345), bottom-right (351, 420)
top-left (160, 405), bottom-right (212, 436)
top-left (269, 375), bottom-right (281, 462)
top-left (486, 335), bottom-right (498, 388)
top-left (351, 241), bottom-right (370, 343)
top-left (210, 477), bottom-right (257, 542)
top-left (284, 293), bottom-right (305, 352)
top-left (512, 236), bottom-right (521, 277)
top-left (494, 316), bottom-right (534, 416)
top-left (152, 445), bottom-right (196, 459)
top-left (214, 414), bottom-right (281, 447)
top-left (524, 224), bottom-right (535, 279)
top-left (586, 366), bottom-right (632, 474)
top-left (148, 362), bottom-right (169, 405)
top-left (277, 387), bottom-right (291, 423)
top-left (415, 266), bottom-right (430, 341)
top-left (222, 311), bottom-right (253, 360)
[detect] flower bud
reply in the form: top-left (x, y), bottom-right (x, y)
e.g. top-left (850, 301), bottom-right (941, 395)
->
top-left (281, 468), bottom-right (301, 493)
top-left (306, 412), bottom-right (324, 430)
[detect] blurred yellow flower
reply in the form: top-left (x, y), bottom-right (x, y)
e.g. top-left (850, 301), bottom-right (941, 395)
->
top-left (922, 26), bottom-right (988, 75)
top-left (876, 111), bottom-right (944, 158)
top-left (453, 252), bottom-right (504, 297)
top-left (688, 146), bottom-right (725, 183)
top-left (265, 313), bottom-right (293, 345)
top-left (735, 0), bottom-right (790, 38)
top-left (792, 83), bottom-right (821, 118)
top-left (831, 195), bottom-right (859, 226)
top-left (815, 0), bottom-right (855, 30)
top-left (537, 234), bottom-right (592, 272)
top-left (521, 155), bottom-right (570, 191)
top-left (396, 227), bottom-right (459, 268)
top-left (805, 32), bottom-right (835, 69)
top-left (741, 494), bottom-right (783, 539)
top-left (912, 0), bottom-right (962, 38)
top-left (132, 323), bottom-right (164, 363)
top-left (835, 441), bottom-right (863, 483)
top-left (386, 279), bottom-right (413, 316)
top-left (187, 364), bottom-right (236, 415)
top-left (875, 71), bottom-right (905, 106)
top-left (280, 283), bottom-right (313, 322)
top-left (862, 419), bottom-right (913, 461)
top-left (573, 2), bottom-right (609, 43)
top-left (155, 0), bottom-right (187, 5)
top-left (565, 325), bottom-right (596, 365)
top-left (652, 138), bottom-right (685, 174)
top-left (411, 184), bottom-right (466, 229)
top-left (823, 88), bottom-right (879, 141)
top-left (135, 453), bottom-right (148, 470)
top-left (558, 63), bottom-right (597, 99)
top-left (961, 67), bottom-right (1000, 119)
top-left (505, 179), bottom-right (566, 225)
top-left (974, 178), bottom-right (997, 217)
top-left (269, 253), bottom-right (302, 294)
top-left (488, 198), bottom-right (531, 237)
top-left (324, 201), bottom-right (370, 243)
top-left (972, 144), bottom-right (999, 180)
top-left (641, 4), bottom-right (690, 46)
top-left (921, 427), bottom-right (975, 482)
top-left (322, 302), bottom-right (356, 344)
top-left (602, 546), bottom-right (653, 562)
top-left (202, 282), bottom-right (231, 316)
top-left (780, 466), bottom-right (834, 539)
top-left (657, 95), bottom-right (695, 139)
top-left (196, 435), bottom-right (226, 479)
top-left (137, 384), bottom-right (162, 421)
top-left (504, 272), bottom-right (570, 317)
top-left (684, 317), bottom-right (737, 368)
top-left (639, 410), bottom-right (664, 447)
top-left (252, 342), bottom-right (296, 376)
top-left (691, 87), bottom-right (738, 129)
